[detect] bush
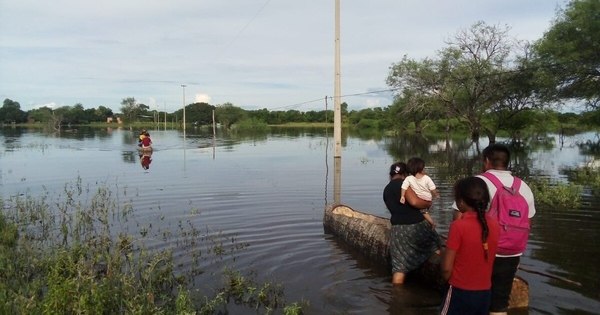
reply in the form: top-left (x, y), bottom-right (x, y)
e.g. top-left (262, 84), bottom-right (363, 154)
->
top-left (235, 118), bottom-right (269, 131)
top-left (356, 118), bottom-right (380, 129)
top-left (565, 166), bottom-right (600, 196)
top-left (528, 177), bottom-right (583, 209)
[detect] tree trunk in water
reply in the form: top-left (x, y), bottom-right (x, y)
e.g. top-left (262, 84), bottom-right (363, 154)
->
top-left (323, 204), bottom-right (529, 309)
top-left (471, 130), bottom-right (480, 142)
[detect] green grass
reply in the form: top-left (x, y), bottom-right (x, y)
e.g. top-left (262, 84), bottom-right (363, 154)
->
top-left (0, 180), bottom-right (304, 314)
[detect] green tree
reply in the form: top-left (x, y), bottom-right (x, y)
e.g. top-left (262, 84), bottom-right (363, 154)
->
top-left (65, 103), bottom-right (86, 124)
top-left (387, 22), bottom-right (516, 142)
top-left (387, 89), bottom-right (442, 134)
top-left (304, 110), bottom-right (327, 123)
top-left (51, 106), bottom-right (70, 130)
top-left (533, 0), bottom-right (600, 108)
top-left (580, 108), bottom-right (600, 127)
top-left (283, 110), bottom-right (303, 123)
top-left (248, 108), bottom-right (271, 123)
top-left (186, 102), bottom-right (215, 125)
top-left (0, 99), bottom-right (26, 123)
top-left (136, 103), bottom-right (151, 121)
top-left (95, 106), bottom-right (114, 121)
top-left (27, 106), bottom-right (53, 123)
top-left (483, 43), bottom-right (549, 142)
top-left (215, 103), bottom-right (247, 129)
top-left (120, 97), bottom-right (139, 123)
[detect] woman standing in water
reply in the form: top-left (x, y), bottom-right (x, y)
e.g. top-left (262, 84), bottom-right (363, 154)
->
top-left (383, 161), bottom-right (441, 285)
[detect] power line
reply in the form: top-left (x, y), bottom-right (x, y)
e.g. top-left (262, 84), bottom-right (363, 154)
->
top-left (267, 87), bottom-right (400, 111)
top-left (213, 0), bottom-right (273, 62)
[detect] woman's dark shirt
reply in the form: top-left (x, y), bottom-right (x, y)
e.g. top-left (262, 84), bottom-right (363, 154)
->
top-left (383, 178), bottom-right (425, 225)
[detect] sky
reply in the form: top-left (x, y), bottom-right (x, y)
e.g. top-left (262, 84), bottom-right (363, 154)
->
top-left (0, 0), bottom-right (569, 113)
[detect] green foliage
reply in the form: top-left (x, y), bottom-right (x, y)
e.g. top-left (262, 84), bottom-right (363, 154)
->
top-left (177, 102), bottom-right (215, 126)
top-left (533, 0), bottom-right (600, 107)
top-left (175, 286), bottom-right (196, 314)
top-left (283, 302), bottom-right (305, 315)
top-left (528, 177), bottom-right (583, 209)
top-left (0, 98), bottom-right (27, 124)
top-left (386, 22), bottom-right (543, 142)
top-left (236, 117), bottom-right (269, 131)
top-left (0, 210), bottom-right (17, 248)
top-left (27, 106), bottom-right (54, 123)
top-left (355, 118), bottom-right (381, 129)
top-left (215, 102), bottom-right (247, 129)
top-left (580, 109), bottom-right (600, 127)
top-left (120, 97), bottom-right (151, 124)
top-left (0, 179), bottom-right (303, 314)
top-left (565, 166), bottom-right (600, 196)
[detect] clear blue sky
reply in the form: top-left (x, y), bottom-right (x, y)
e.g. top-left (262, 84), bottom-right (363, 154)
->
top-left (0, 0), bottom-right (567, 113)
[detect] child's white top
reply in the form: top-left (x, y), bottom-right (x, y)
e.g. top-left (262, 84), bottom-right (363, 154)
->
top-left (401, 174), bottom-right (436, 201)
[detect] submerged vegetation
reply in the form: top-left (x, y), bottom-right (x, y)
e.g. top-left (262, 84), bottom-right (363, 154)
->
top-left (528, 177), bottom-right (583, 209)
top-left (0, 180), bottom-right (304, 314)
top-left (528, 163), bottom-right (600, 209)
top-left (566, 166), bottom-right (600, 197)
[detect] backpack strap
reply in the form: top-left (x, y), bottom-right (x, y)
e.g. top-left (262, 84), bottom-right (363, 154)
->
top-left (481, 172), bottom-right (503, 190)
top-left (481, 172), bottom-right (522, 193)
top-left (511, 177), bottom-right (522, 191)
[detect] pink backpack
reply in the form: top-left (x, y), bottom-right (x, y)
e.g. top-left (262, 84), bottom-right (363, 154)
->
top-left (481, 172), bottom-right (530, 255)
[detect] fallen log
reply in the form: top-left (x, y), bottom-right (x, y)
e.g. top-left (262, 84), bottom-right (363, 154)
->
top-left (323, 204), bottom-right (529, 309)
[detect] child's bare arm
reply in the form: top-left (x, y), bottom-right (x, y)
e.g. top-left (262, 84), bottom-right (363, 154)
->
top-left (441, 248), bottom-right (456, 281)
top-left (405, 188), bottom-right (432, 209)
top-left (400, 188), bottom-right (406, 204)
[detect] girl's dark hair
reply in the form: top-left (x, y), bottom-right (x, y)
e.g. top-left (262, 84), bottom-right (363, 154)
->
top-left (389, 162), bottom-right (408, 177)
top-left (454, 176), bottom-right (491, 260)
top-left (407, 157), bottom-right (425, 175)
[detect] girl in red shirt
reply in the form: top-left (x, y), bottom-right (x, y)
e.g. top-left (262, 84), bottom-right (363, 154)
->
top-left (440, 177), bottom-right (500, 315)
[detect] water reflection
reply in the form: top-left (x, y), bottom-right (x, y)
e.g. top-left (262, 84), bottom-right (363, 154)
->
top-left (139, 149), bottom-right (153, 170)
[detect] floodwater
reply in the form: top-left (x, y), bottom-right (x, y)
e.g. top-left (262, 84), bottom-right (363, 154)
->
top-left (1, 126), bottom-right (599, 314)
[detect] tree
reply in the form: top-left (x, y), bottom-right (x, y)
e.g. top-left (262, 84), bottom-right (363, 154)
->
top-left (66, 103), bottom-right (86, 124)
top-left (120, 97), bottom-right (139, 123)
top-left (533, 0), bottom-right (600, 108)
top-left (387, 22), bottom-right (517, 142)
top-left (248, 108), bottom-right (271, 123)
top-left (483, 43), bottom-right (548, 142)
top-left (441, 22), bottom-right (513, 141)
top-left (51, 106), bottom-right (70, 130)
top-left (28, 106), bottom-right (53, 123)
top-left (215, 103), bottom-right (247, 129)
top-left (95, 106), bottom-right (114, 121)
top-left (386, 56), bottom-right (446, 133)
top-left (186, 102), bottom-right (215, 125)
top-left (388, 89), bottom-right (443, 134)
top-left (283, 110), bottom-right (303, 123)
top-left (0, 99), bottom-right (26, 123)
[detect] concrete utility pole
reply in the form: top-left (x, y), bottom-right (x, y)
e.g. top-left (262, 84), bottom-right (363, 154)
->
top-left (181, 84), bottom-right (186, 138)
top-left (334, 0), bottom-right (341, 159)
top-left (333, 0), bottom-right (342, 204)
